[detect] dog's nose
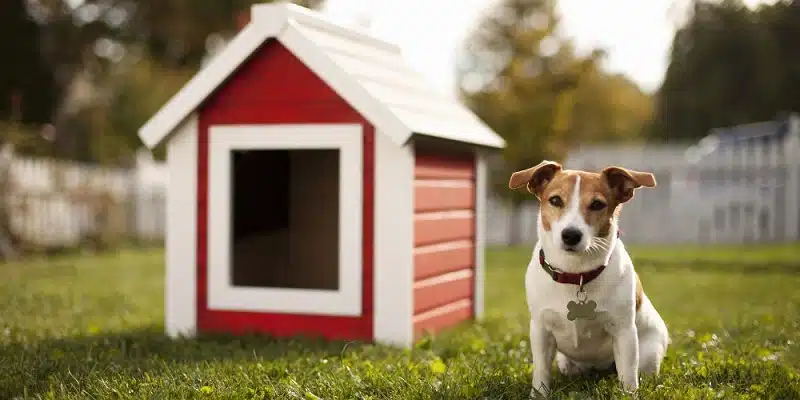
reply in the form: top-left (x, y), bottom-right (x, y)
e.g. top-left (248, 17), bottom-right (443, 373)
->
top-left (561, 228), bottom-right (583, 246)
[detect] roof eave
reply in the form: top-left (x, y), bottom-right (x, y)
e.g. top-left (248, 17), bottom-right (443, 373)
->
top-left (136, 2), bottom-right (505, 151)
top-left (408, 131), bottom-right (506, 150)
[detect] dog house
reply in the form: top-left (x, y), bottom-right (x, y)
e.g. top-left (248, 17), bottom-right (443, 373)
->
top-left (137, 1), bottom-right (505, 347)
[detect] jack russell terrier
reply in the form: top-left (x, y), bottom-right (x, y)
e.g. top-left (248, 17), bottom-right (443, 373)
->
top-left (508, 161), bottom-right (670, 397)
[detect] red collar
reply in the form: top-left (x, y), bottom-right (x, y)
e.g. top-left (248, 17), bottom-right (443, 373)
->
top-left (538, 230), bottom-right (620, 286)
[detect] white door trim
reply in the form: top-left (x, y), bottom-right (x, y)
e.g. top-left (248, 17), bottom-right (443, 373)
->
top-left (207, 123), bottom-right (363, 316)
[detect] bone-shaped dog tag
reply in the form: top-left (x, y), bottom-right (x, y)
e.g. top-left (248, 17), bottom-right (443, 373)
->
top-left (566, 300), bottom-right (598, 321)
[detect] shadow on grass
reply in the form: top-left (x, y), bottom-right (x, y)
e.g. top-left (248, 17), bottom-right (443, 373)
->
top-left (1, 325), bottom-right (372, 398)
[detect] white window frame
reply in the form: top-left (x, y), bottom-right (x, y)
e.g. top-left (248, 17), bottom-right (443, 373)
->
top-left (207, 123), bottom-right (363, 316)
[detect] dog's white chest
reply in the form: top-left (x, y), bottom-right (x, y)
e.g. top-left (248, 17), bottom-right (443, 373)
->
top-left (542, 308), bottom-right (615, 363)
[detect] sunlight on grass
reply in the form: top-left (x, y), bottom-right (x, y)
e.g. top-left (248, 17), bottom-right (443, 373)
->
top-left (1, 244), bottom-right (799, 399)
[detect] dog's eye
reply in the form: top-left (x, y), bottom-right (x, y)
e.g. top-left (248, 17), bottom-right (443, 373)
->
top-left (548, 196), bottom-right (564, 207)
top-left (589, 200), bottom-right (607, 211)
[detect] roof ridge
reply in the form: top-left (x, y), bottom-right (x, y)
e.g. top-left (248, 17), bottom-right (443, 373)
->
top-left (277, 2), bottom-right (402, 55)
top-left (137, 2), bottom-right (505, 150)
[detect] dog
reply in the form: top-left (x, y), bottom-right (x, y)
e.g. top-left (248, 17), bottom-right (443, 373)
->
top-left (508, 160), bottom-right (670, 397)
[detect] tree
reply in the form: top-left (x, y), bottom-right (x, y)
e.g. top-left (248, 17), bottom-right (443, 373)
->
top-left (29, 0), bottom-right (325, 71)
top-left (649, 0), bottom-right (792, 141)
top-left (458, 0), bottom-right (652, 243)
top-left (79, 55), bottom-right (194, 165)
top-left (20, 0), bottom-right (324, 164)
top-left (567, 64), bottom-right (654, 145)
top-left (757, 0), bottom-right (800, 116)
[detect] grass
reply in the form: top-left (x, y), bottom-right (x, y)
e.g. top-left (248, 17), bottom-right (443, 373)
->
top-left (1, 243), bottom-right (800, 399)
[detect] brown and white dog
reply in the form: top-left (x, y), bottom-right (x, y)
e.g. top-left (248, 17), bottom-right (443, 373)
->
top-left (509, 161), bottom-right (669, 397)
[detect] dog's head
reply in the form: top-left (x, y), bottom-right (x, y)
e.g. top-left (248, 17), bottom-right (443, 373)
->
top-left (509, 161), bottom-right (656, 268)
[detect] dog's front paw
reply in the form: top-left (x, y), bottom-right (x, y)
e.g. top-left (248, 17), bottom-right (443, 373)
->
top-left (620, 376), bottom-right (639, 393)
top-left (556, 352), bottom-right (588, 376)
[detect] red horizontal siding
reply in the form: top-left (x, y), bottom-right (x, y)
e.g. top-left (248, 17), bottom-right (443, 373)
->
top-left (413, 270), bottom-right (474, 314)
top-left (415, 154), bottom-right (476, 180)
top-left (414, 182), bottom-right (475, 213)
top-left (412, 149), bottom-right (476, 339)
top-left (413, 299), bottom-right (473, 339)
top-left (414, 242), bottom-right (474, 280)
top-left (414, 211), bottom-right (474, 246)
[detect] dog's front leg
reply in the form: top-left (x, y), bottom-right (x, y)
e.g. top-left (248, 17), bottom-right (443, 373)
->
top-left (612, 324), bottom-right (639, 392)
top-left (529, 318), bottom-right (555, 398)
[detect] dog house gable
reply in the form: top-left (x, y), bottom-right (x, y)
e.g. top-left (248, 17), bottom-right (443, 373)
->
top-left (140, 2), bottom-right (505, 347)
top-left (198, 40), bottom-right (375, 341)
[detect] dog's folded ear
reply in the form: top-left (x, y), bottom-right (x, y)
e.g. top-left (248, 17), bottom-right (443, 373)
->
top-left (509, 160), bottom-right (562, 198)
top-left (602, 166), bottom-right (656, 203)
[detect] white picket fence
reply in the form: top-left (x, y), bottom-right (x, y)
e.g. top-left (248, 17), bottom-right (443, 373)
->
top-left (486, 141), bottom-right (800, 246)
top-left (5, 139), bottom-right (798, 249)
top-left (1, 147), bottom-right (167, 248)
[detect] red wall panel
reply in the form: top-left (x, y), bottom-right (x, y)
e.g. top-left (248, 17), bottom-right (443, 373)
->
top-left (196, 40), bottom-right (374, 341)
top-left (412, 149), bottom-right (476, 337)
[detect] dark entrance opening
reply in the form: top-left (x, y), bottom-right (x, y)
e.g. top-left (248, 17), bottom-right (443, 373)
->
top-left (230, 148), bottom-right (340, 290)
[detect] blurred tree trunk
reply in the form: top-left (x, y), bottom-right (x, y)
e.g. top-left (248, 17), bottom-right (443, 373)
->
top-left (0, 0), bottom-right (60, 126)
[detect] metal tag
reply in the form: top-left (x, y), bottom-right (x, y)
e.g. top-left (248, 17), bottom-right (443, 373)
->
top-left (566, 275), bottom-right (598, 321)
top-left (566, 299), bottom-right (598, 321)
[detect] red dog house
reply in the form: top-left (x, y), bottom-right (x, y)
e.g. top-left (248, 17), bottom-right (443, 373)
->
top-left (138, 1), bottom-right (505, 347)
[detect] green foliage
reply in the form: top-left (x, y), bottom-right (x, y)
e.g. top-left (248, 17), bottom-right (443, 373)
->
top-left (650, 0), bottom-right (800, 141)
top-left (1, 244), bottom-right (800, 398)
top-left (459, 0), bottom-right (653, 205)
top-left (18, 0), bottom-right (325, 163)
top-left (139, 0), bottom-right (324, 68)
top-left (74, 55), bottom-right (194, 165)
top-left (31, 0), bottom-right (324, 72)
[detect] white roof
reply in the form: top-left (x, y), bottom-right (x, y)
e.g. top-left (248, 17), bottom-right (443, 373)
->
top-left (138, 2), bottom-right (505, 149)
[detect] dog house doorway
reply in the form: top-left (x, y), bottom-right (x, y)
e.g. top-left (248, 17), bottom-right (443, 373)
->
top-left (206, 124), bottom-right (364, 316)
top-left (230, 148), bottom-right (340, 290)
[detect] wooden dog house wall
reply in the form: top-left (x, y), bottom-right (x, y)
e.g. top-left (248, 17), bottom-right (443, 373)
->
top-left (137, 2), bottom-right (505, 348)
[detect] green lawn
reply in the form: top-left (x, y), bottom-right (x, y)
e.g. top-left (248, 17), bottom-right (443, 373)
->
top-left (2, 243), bottom-right (800, 399)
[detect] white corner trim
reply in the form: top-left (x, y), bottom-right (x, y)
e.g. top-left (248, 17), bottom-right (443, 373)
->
top-left (206, 123), bottom-right (363, 316)
top-left (373, 131), bottom-right (414, 347)
top-left (473, 151), bottom-right (487, 320)
top-left (277, 22), bottom-right (411, 147)
top-left (165, 114), bottom-right (198, 338)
